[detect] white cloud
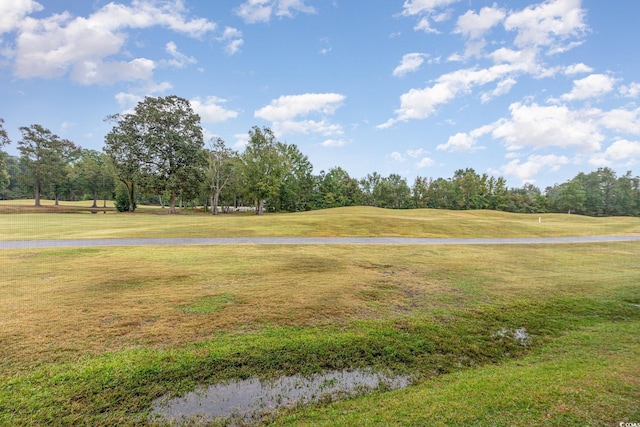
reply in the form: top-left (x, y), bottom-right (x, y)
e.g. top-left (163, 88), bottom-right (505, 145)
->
top-left (619, 82), bottom-right (640, 98)
top-left (599, 107), bottom-right (640, 135)
top-left (402, 0), bottom-right (459, 33)
top-left (437, 123), bottom-right (492, 152)
top-left (233, 133), bottom-right (250, 149)
top-left (0, 0), bottom-right (42, 34)
top-left (164, 41), bottom-right (196, 68)
top-left (393, 53), bottom-right (426, 77)
top-left (401, 0), bottom-right (460, 17)
top-left (321, 139), bottom-right (346, 148)
top-left (454, 6), bottom-right (505, 39)
top-left (114, 80), bottom-right (173, 108)
top-left (276, 0), bottom-right (316, 18)
top-left (379, 62), bottom-right (527, 128)
top-left (190, 96), bottom-right (239, 123)
top-left (218, 27), bottom-right (244, 55)
top-left (481, 77), bottom-right (517, 103)
top-left (500, 154), bottom-right (569, 183)
top-left (406, 148), bottom-right (426, 158)
top-left (235, 0), bottom-right (315, 24)
top-left (390, 151), bottom-right (406, 162)
top-left (417, 156), bottom-right (435, 168)
top-left (602, 139), bottom-right (640, 161)
top-left (71, 58), bottom-right (156, 85)
top-left (492, 102), bottom-right (604, 152)
top-left (414, 17), bottom-right (440, 34)
top-left (560, 73), bottom-right (617, 101)
top-left (503, 0), bottom-right (587, 51)
top-left (563, 63), bottom-right (593, 75)
top-left (10, 0), bottom-right (215, 84)
top-left (255, 93), bottom-right (346, 137)
top-left (255, 93), bottom-right (345, 122)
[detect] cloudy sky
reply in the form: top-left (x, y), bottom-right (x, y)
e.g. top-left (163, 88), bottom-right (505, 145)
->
top-left (1, 0), bottom-right (639, 189)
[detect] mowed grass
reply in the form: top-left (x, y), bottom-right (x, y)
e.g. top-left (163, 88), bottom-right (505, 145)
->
top-left (1, 208), bottom-right (639, 425)
top-left (2, 202), bottom-right (640, 240)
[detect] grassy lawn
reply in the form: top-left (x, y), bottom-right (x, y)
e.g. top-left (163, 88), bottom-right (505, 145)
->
top-left (1, 202), bottom-right (640, 240)
top-left (1, 208), bottom-right (639, 425)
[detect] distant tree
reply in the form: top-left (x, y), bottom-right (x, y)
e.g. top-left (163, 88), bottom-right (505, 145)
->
top-left (205, 137), bottom-right (236, 215)
top-left (316, 167), bottom-right (362, 209)
top-left (277, 144), bottom-right (314, 212)
top-left (17, 124), bottom-right (80, 206)
top-left (0, 118), bottom-right (10, 194)
top-left (241, 126), bottom-right (291, 215)
top-left (376, 174), bottom-right (411, 209)
top-left (75, 149), bottom-right (114, 208)
top-left (551, 179), bottom-right (586, 214)
top-left (104, 95), bottom-right (206, 213)
top-left (412, 176), bottom-right (430, 208)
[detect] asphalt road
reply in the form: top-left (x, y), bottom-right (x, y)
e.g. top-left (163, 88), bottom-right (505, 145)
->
top-left (2, 235), bottom-right (640, 249)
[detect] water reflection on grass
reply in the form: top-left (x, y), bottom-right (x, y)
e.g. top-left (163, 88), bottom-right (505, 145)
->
top-left (150, 368), bottom-right (411, 425)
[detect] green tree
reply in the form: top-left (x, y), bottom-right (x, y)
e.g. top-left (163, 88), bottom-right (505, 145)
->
top-left (75, 149), bottom-right (114, 208)
top-left (17, 124), bottom-right (79, 206)
top-left (0, 118), bottom-right (10, 194)
top-left (551, 179), bottom-right (586, 214)
top-left (277, 144), bottom-right (314, 212)
top-left (205, 137), bottom-right (236, 215)
top-left (104, 96), bottom-right (206, 213)
top-left (241, 126), bottom-right (290, 215)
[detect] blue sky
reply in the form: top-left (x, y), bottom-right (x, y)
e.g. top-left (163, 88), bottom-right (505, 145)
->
top-left (1, 0), bottom-right (639, 190)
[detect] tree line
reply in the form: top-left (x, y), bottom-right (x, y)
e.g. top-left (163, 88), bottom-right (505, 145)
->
top-left (1, 96), bottom-right (639, 217)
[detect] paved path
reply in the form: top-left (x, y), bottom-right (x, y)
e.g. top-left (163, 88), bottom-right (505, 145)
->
top-left (2, 235), bottom-right (640, 249)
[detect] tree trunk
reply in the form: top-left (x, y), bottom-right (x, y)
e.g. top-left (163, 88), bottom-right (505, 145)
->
top-left (55, 192), bottom-right (59, 206)
top-left (169, 192), bottom-right (177, 214)
top-left (34, 179), bottom-right (41, 207)
top-left (257, 199), bottom-right (265, 215)
top-left (92, 191), bottom-right (98, 208)
top-left (212, 190), bottom-right (220, 215)
top-left (128, 181), bottom-right (135, 212)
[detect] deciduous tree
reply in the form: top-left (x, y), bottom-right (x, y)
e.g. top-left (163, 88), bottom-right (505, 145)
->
top-left (104, 96), bottom-right (206, 213)
top-left (0, 118), bottom-right (10, 194)
top-left (17, 124), bottom-right (79, 206)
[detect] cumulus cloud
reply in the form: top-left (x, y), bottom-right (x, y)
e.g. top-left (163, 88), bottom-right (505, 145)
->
top-left (417, 156), bottom-right (435, 168)
top-left (190, 96), bottom-right (239, 123)
top-left (454, 6), bottom-right (505, 40)
top-left (255, 93), bottom-right (345, 136)
top-left (402, 0), bottom-right (460, 17)
top-left (563, 62), bottom-right (593, 75)
top-left (559, 73), bottom-right (617, 101)
top-left (503, 0), bottom-right (587, 51)
top-left (393, 53), bottom-right (427, 77)
top-left (0, 0), bottom-right (42, 34)
top-left (8, 0), bottom-right (215, 84)
top-left (602, 139), bottom-right (640, 161)
top-left (500, 154), bottom-right (569, 182)
top-left (235, 0), bottom-right (316, 24)
top-left (619, 82), bottom-right (640, 98)
top-left (437, 124), bottom-right (492, 152)
top-left (256, 93), bottom-right (344, 121)
top-left (492, 102), bottom-right (604, 152)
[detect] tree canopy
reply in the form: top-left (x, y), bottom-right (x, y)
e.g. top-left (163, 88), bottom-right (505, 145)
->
top-left (104, 95), bottom-right (205, 213)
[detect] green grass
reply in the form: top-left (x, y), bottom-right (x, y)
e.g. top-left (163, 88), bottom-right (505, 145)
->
top-left (1, 204), bottom-right (640, 240)
top-left (0, 208), bottom-right (639, 426)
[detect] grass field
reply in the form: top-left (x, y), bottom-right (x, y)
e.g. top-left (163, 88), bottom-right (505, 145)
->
top-left (1, 204), bottom-right (639, 426)
top-left (2, 200), bottom-right (640, 240)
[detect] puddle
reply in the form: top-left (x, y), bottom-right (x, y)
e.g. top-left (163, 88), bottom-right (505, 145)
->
top-left (150, 369), bottom-right (411, 425)
top-left (496, 327), bottom-right (531, 346)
